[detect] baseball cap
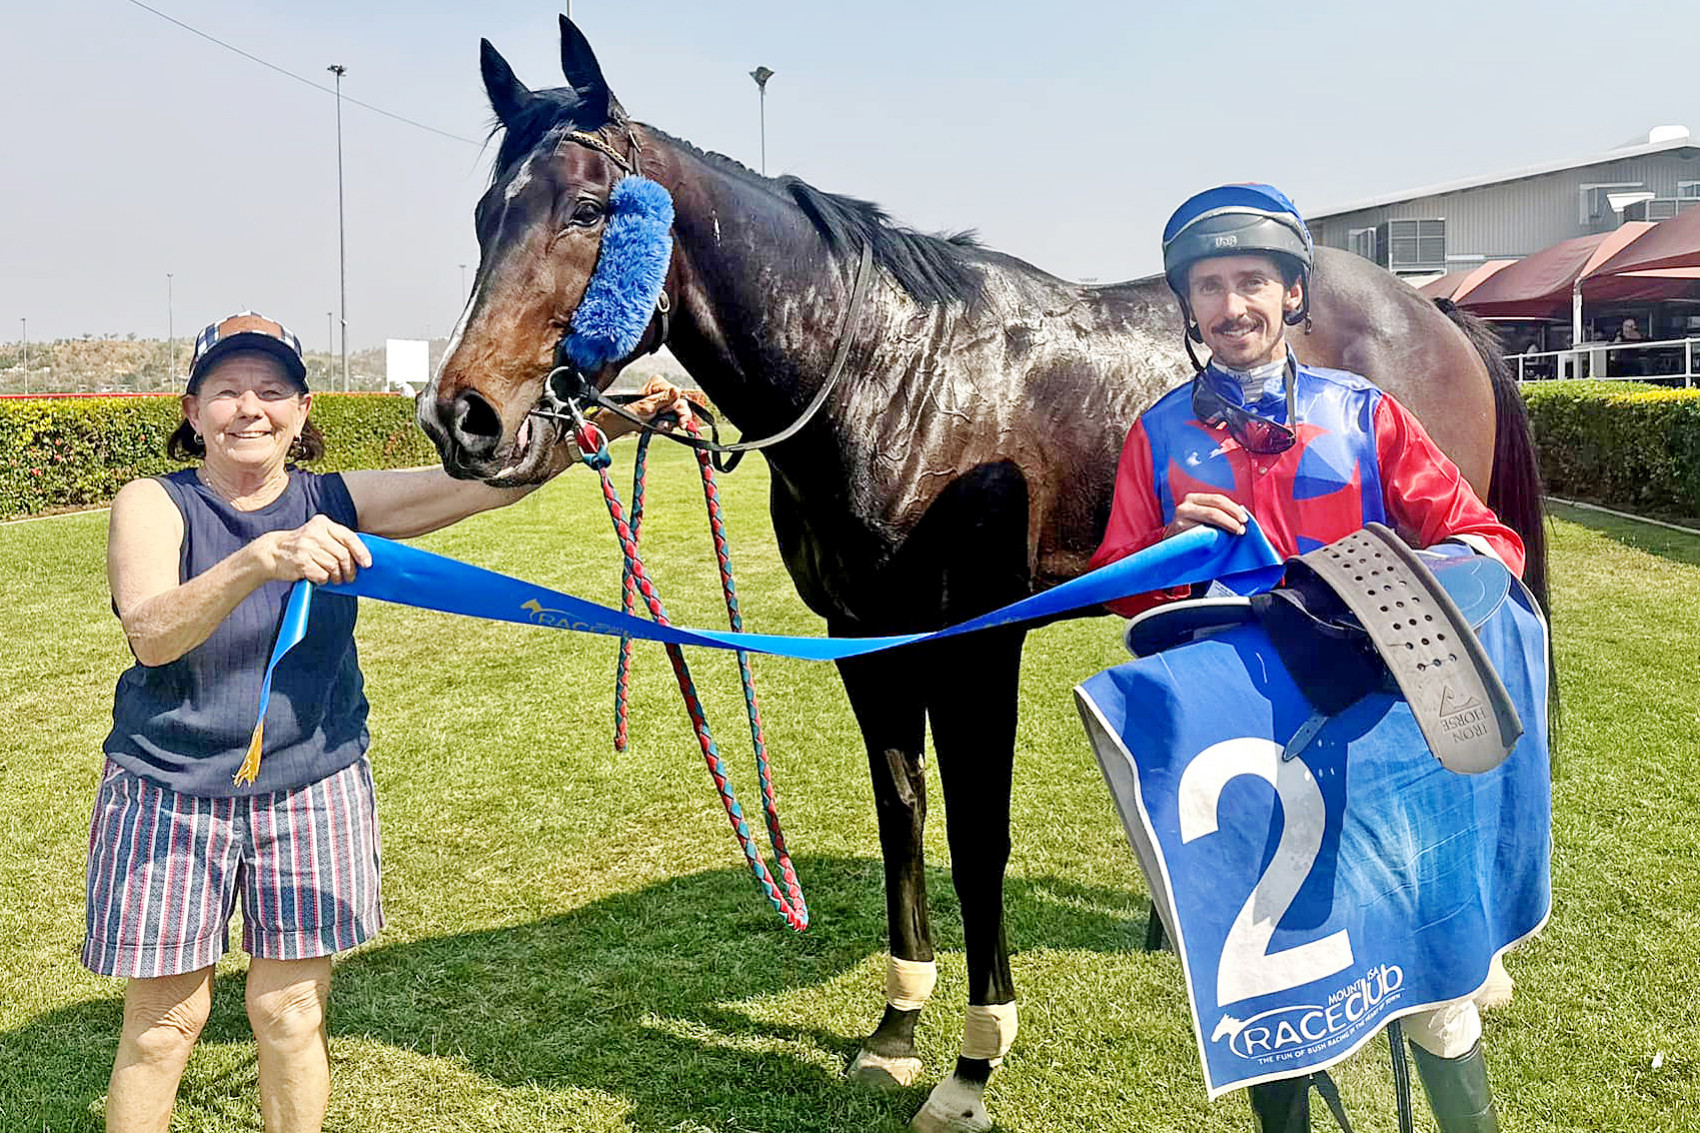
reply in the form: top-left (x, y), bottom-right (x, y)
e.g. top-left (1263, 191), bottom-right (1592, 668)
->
top-left (187, 311), bottom-right (308, 392)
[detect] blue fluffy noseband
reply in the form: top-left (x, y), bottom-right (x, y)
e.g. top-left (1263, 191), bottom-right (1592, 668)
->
top-left (563, 176), bottom-right (675, 372)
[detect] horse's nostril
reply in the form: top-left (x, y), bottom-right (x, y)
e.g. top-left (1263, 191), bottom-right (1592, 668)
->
top-left (447, 390), bottom-right (503, 459)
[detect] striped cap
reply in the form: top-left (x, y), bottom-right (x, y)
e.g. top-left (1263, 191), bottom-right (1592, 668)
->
top-left (188, 311), bottom-right (308, 392)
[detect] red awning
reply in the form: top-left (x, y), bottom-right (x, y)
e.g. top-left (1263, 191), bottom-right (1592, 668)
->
top-left (1580, 266), bottom-right (1700, 304)
top-left (1417, 270), bottom-right (1471, 299)
top-left (1458, 223), bottom-right (1655, 319)
top-left (1590, 205), bottom-right (1700, 276)
top-left (1418, 260), bottom-right (1514, 302)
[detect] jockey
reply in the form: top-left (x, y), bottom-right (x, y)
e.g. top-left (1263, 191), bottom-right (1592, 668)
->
top-left (1091, 183), bottom-right (1523, 619)
top-left (1090, 183), bottom-right (1518, 1133)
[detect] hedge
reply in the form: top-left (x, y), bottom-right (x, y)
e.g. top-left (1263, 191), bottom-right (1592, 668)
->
top-left (7, 384), bottom-right (1698, 526)
top-left (1523, 380), bottom-right (1700, 521)
top-left (0, 394), bottom-right (438, 520)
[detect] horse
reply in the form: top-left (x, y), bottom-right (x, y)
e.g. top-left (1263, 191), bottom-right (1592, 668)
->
top-left (419, 18), bottom-right (1548, 1132)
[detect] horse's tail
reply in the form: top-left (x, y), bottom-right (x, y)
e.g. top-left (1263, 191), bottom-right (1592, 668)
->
top-left (1432, 298), bottom-right (1550, 614)
top-left (1434, 298), bottom-right (1561, 753)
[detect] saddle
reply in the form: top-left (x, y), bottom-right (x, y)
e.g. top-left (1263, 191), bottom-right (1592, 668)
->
top-left (1126, 524), bottom-right (1524, 774)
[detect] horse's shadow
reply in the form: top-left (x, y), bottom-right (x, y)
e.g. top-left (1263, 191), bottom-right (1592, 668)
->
top-left (4, 855), bottom-right (1153, 1132)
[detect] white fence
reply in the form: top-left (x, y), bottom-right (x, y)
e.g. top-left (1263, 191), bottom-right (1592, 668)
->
top-left (1508, 336), bottom-right (1698, 386)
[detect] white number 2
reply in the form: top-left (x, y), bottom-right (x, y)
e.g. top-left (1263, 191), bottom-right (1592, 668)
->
top-left (1178, 738), bottom-right (1354, 1007)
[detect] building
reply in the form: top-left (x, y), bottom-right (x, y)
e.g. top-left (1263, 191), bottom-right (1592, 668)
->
top-left (1307, 126), bottom-right (1700, 279)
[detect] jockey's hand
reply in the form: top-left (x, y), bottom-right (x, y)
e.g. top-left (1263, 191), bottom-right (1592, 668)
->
top-left (1164, 493), bottom-right (1249, 538)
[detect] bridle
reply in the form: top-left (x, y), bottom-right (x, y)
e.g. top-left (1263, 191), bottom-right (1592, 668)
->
top-left (528, 126), bottom-right (875, 473)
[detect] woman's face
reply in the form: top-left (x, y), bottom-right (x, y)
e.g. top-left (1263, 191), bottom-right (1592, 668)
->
top-left (183, 353), bottom-right (311, 475)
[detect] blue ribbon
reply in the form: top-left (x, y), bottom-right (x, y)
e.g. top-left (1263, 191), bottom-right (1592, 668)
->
top-left (248, 521), bottom-right (1283, 747)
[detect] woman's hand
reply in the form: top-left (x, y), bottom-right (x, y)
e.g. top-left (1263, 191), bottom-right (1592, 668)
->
top-left (1163, 492), bottom-right (1249, 538)
top-left (255, 515), bottom-right (372, 584)
top-left (600, 377), bottom-right (707, 441)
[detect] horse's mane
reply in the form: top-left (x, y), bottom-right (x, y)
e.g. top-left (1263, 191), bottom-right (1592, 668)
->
top-left (779, 179), bottom-right (983, 308)
top-left (490, 102), bottom-right (983, 309)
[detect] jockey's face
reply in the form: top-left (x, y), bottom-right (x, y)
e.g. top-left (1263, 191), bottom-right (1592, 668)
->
top-left (1186, 254), bottom-right (1303, 370)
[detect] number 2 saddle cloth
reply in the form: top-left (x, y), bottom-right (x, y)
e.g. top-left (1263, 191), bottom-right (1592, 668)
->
top-left (1073, 538), bottom-right (1550, 1096)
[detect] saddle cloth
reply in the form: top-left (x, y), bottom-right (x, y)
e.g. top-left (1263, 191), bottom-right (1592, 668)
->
top-left (1074, 549), bottom-right (1551, 1096)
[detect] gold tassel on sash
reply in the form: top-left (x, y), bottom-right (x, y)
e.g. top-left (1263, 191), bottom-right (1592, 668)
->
top-left (234, 722), bottom-right (264, 787)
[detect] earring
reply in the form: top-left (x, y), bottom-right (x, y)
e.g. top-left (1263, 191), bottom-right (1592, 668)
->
top-left (192, 431), bottom-right (202, 443)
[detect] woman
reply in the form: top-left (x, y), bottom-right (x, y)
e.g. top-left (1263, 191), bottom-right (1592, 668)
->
top-left (87, 311), bottom-right (687, 1132)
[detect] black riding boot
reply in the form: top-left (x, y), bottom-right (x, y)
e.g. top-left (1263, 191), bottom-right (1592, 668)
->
top-left (1410, 1040), bottom-right (1498, 1133)
top-left (1248, 1076), bottom-right (1310, 1133)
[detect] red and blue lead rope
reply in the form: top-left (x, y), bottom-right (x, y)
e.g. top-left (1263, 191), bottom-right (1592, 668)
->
top-left (581, 419), bottom-right (809, 931)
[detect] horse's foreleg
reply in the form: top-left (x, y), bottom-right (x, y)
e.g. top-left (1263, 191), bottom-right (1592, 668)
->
top-left (837, 645), bottom-right (934, 1089)
top-left (912, 628), bottom-right (1024, 1133)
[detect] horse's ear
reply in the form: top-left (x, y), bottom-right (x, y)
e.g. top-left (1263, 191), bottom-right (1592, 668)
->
top-left (480, 38), bottom-right (531, 127)
top-left (558, 14), bottom-right (615, 125)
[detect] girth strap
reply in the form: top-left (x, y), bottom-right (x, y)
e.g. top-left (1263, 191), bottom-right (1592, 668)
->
top-left (1266, 524), bottom-right (1522, 774)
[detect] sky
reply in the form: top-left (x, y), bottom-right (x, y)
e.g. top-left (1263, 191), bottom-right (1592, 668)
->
top-left (3, 0), bottom-right (1697, 348)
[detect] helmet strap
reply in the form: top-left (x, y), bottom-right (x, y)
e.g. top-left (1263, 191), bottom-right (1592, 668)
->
top-left (1282, 275), bottom-right (1312, 329)
top-left (1183, 333), bottom-right (1207, 373)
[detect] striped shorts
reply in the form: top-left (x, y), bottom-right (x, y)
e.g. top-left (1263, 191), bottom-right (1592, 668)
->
top-left (82, 755), bottom-right (384, 979)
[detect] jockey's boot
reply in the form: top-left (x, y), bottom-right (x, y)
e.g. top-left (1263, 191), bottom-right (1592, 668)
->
top-left (1410, 1040), bottom-right (1498, 1133)
top-left (1247, 1076), bottom-right (1309, 1132)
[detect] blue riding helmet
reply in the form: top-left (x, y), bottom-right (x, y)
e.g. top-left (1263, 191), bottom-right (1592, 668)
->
top-left (1161, 184), bottom-right (1315, 327)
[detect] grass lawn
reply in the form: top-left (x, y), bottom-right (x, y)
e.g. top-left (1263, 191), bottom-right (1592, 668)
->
top-left (2, 456), bottom-right (1697, 1132)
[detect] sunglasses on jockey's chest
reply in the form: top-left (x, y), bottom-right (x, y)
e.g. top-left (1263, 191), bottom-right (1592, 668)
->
top-left (1190, 362), bottom-right (1299, 455)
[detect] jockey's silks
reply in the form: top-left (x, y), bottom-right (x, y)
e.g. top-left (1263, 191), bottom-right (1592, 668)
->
top-left (1090, 362), bottom-right (1525, 618)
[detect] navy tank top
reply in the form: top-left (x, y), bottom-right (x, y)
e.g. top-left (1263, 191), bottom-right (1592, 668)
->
top-left (104, 468), bottom-right (369, 796)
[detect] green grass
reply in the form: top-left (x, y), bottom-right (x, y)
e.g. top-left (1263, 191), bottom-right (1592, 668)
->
top-left (3, 453), bottom-right (1698, 1132)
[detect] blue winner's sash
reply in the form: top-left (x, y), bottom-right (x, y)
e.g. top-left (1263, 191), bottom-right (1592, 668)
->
top-left (241, 522), bottom-right (1287, 782)
top-left (1074, 567), bottom-right (1550, 1098)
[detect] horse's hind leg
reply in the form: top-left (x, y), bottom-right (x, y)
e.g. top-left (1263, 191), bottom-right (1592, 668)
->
top-left (837, 645), bottom-right (934, 1089)
top-left (912, 627), bottom-right (1024, 1133)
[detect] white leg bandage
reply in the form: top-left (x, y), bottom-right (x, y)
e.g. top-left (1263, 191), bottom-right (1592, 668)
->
top-left (1405, 998), bottom-right (1482, 1059)
top-left (886, 957), bottom-right (938, 1012)
top-left (1476, 954), bottom-right (1515, 1010)
top-left (960, 1002), bottom-right (1019, 1065)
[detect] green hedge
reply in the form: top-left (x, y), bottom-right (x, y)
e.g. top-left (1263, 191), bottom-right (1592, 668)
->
top-left (0, 394), bottom-right (438, 520)
top-left (1524, 380), bottom-right (1700, 521)
top-left (8, 385), bottom-right (1697, 525)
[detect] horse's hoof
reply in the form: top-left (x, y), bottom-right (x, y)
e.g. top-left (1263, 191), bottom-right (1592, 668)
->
top-left (848, 1048), bottom-right (925, 1088)
top-left (910, 1075), bottom-right (991, 1133)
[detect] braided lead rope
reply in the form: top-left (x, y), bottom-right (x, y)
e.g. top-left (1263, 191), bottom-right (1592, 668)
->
top-left (579, 423), bottom-right (808, 931)
top-left (612, 430), bottom-right (650, 753)
top-left (680, 417), bottom-right (807, 914)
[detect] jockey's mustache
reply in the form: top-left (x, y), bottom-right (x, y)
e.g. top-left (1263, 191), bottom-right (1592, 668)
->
top-left (1211, 316), bottom-right (1265, 337)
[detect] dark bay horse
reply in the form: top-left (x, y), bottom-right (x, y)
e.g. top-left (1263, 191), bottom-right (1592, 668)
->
top-left (421, 19), bottom-right (1547, 1132)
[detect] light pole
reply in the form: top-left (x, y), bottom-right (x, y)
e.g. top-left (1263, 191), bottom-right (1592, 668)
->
top-left (326, 312), bottom-right (334, 383)
top-left (749, 66), bottom-right (774, 175)
top-left (166, 273), bottom-right (174, 390)
top-left (19, 318), bottom-right (26, 395)
top-left (328, 63), bottom-right (349, 392)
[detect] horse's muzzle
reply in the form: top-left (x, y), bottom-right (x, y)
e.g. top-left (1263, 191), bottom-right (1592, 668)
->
top-left (421, 388), bottom-right (506, 479)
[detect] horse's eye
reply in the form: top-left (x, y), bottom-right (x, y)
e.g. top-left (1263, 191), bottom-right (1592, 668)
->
top-left (572, 199), bottom-right (604, 225)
